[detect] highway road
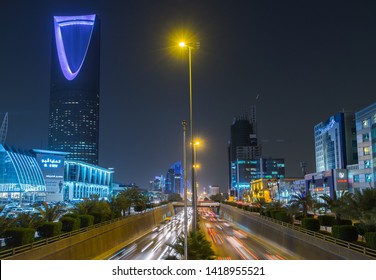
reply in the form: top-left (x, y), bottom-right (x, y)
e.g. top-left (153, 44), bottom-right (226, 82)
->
top-left (109, 209), bottom-right (191, 260)
top-left (199, 208), bottom-right (301, 260)
top-left (108, 207), bottom-right (301, 260)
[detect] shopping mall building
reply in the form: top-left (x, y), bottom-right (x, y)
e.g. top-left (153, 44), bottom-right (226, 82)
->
top-left (0, 144), bottom-right (113, 204)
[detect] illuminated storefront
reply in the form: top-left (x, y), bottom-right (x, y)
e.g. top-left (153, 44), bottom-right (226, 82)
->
top-left (230, 158), bottom-right (285, 200)
top-left (305, 169), bottom-right (349, 199)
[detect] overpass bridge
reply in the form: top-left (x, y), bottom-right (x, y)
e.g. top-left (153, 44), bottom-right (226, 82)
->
top-left (171, 201), bottom-right (220, 207)
top-left (171, 201), bottom-right (220, 213)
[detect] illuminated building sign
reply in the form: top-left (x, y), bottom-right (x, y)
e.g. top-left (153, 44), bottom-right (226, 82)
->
top-left (337, 171), bottom-right (347, 183)
top-left (318, 118), bottom-right (336, 135)
top-left (41, 158), bottom-right (62, 169)
top-left (334, 169), bottom-right (348, 190)
top-left (36, 154), bottom-right (65, 199)
top-left (54, 14), bottom-right (96, 80)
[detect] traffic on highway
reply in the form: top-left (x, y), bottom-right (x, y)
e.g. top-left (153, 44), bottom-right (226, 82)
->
top-left (199, 208), bottom-right (300, 260)
top-left (109, 209), bottom-right (192, 260)
top-left (109, 207), bottom-right (300, 260)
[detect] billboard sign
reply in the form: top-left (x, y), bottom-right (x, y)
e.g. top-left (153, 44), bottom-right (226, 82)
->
top-left (36, 154), bottom-right (65, 201)
top-left (334, 169), bottom-right (348, 191)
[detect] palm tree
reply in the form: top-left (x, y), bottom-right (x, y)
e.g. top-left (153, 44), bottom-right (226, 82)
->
top-left (349, 188), bottom-right (376, 225)
top-left (15, 212), bottom-right (43, 229)
top-left (334, 191), bottom-right (355, 221)
top-left (36, 202), bottom-right (64, 222)
top-left (72, 199), bottom-right (90, 215)
top-left (317, 194), bottom-right (333, 214)
top-left (266, 200), bottom-right (284, 211)
top-left (0, 215), bottom-right (17, 237)
top-left (73, 196), bottom-right (113, 222)
top-left (115, 187), bottom-right (146, 215)
top-left (169, 230), bottom-right (216, 260)
top-left (253, 197), bottom-right (267, 208)
top-left (134, 195), bottom-right (148, 213)
top-left (289, 191), bottom-right (313, 218)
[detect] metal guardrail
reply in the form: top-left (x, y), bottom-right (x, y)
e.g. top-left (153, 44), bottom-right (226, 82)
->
top-left (233, 206), bottom-right (376, 259)
top-left (0, 205), bottom-right (169, 259)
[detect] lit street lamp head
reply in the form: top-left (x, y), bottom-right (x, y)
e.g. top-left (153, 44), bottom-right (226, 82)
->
top-left (179, 41), bottom-right (200, 49)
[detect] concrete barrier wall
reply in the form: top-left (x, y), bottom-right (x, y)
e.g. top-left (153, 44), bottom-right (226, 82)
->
top-left (220, 204), bottom-right (373, 260)
top-left (7, 204), bottom-right (174, 260)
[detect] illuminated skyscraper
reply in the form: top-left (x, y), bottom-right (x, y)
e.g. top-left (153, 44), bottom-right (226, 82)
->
top-left (314, 112), bottom-right (357, 172)
top-left (228, 106), bottom-right (262, 196)
top-left (165, 162), bottom-right (183, 195)
top-left (48, 14), bottom-right (100, 165)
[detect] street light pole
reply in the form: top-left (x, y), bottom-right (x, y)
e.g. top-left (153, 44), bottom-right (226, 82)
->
top-left (188, 45), bottom-right (198, 231)
top-left (179, 41), bottom-right (198, 231)
top-left (182, 120), bottom-right (188, 260)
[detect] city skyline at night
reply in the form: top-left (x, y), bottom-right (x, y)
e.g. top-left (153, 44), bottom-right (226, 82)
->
top-left (1, 1), bottom-right (376, 191)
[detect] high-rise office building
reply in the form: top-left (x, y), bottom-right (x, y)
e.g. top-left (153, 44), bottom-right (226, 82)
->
top-left (165, 162), bottom-right (183, 195)
top-left (229, 106), bottom-right (261, 162)
top-left (228, 106), bottom-right (262, 196)
top-left (353, 102), bottom-right (376, 188)
top-left (314, 112), bottom-right (357, 172)
top-left (150, 175), bottom-right (166, 192)
top-left (48, 14), bottom-right (101, 165)
top-left (230, 158), bottom-right (285, 193)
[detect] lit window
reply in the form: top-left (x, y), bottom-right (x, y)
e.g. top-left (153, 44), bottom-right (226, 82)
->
top-left (353, 175), bottom-right (360, 182)
top-left (362, 119), bottom-right (370, 129)
top-left (365, 174), bottom-right (372, 183)
top-left (363, 133), bottom-right (370, 142)
top-left (363, 147), bottom-right (370, 156)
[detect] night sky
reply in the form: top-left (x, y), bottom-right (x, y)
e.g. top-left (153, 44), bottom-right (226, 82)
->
top-left (1, 0), bottom-right (376, 193)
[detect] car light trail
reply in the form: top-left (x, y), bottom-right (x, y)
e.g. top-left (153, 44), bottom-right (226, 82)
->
top-left (152, 240), bottom-right (162, 252)
top-left (140, 241), bottom-right (154, 253)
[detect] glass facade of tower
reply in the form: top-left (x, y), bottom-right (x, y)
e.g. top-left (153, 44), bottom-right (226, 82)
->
top-left (64, 160), bottom-right (113, 201)
top-left (0, 145), bottom-right (46, 203)
top-left (230, 158), bottom-right (285, 191)
top-left (354, 102), bottom-right (376, 189)
top-left (0, 145), bottom-right (113, 203)
top-left (48, 14), bottom-right (100, 165)
top-left (165, 162), bottom-right (183, 195)
top-left (229, 110), bottom-right (262, 195)
top-left (314, 112), bottom-right (357, 172)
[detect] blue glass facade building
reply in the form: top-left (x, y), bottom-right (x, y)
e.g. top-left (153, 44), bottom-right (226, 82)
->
top-left (0, 145), bottom-right (113, 203)
top-left (165, 162), bottom-right (183, 195)
top-left (0, 145), bottom-right (46, 202)
top-left (314, 112), bottom-right (357, 172)
top-left (230, 158), bottom-right (285, 198)
top-left (64, 160), bottom-right (113, 201)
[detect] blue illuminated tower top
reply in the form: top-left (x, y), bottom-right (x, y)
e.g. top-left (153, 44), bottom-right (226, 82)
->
top-left (53, 14), bottom-right (96, 80)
